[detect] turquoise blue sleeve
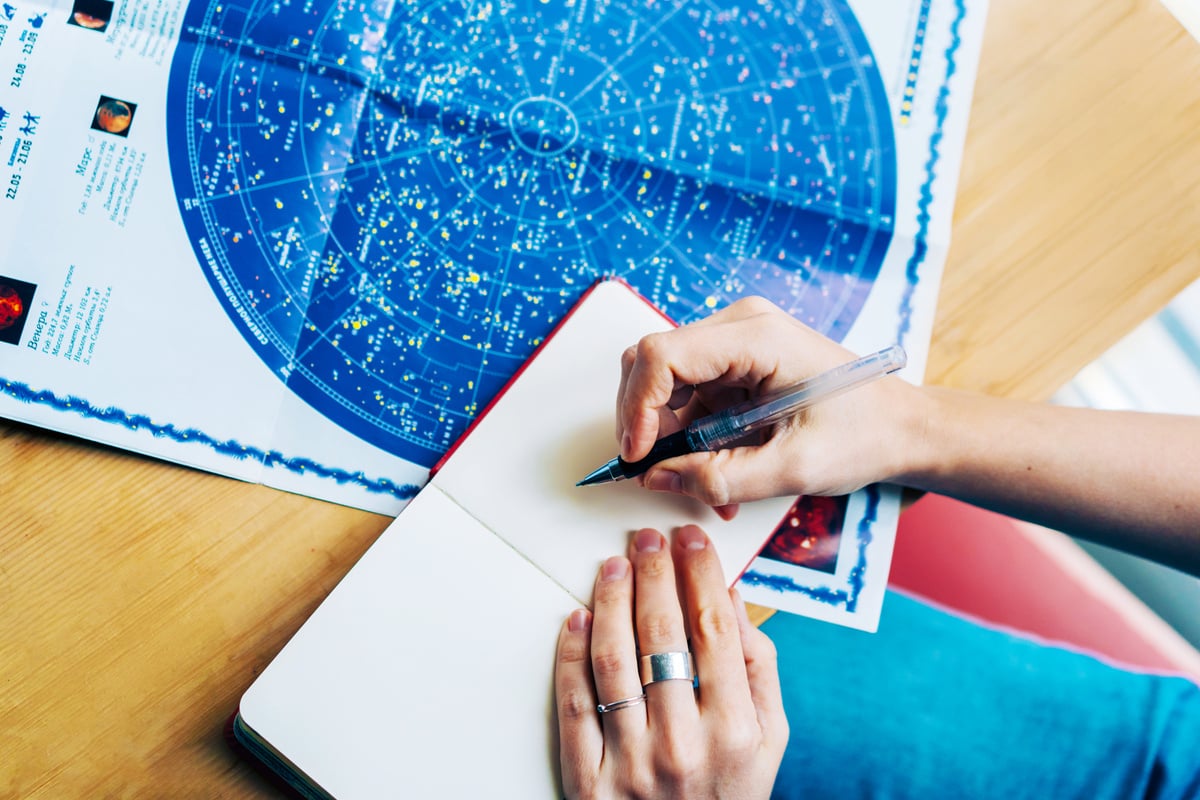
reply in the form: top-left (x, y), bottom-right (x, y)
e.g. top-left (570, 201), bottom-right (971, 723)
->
top-left (762, 591), bottom-right (1200, 799)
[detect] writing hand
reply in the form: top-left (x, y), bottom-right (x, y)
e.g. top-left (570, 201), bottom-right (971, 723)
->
top-left (617, 297), bottom-right (927, 515)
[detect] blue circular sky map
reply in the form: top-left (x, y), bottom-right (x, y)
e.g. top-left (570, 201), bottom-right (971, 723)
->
top-left (167, 0), bottom-right (896, 467)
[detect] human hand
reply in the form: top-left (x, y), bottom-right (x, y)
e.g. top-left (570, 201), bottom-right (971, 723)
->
top-left (554, 525), bottom-right (788, 800)
top-left (617, 296), bottom-right (929, 514)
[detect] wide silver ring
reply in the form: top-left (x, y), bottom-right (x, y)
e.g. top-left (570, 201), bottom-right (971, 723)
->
top-left (596, 693), bottom-right (646, 714)
top-left (639, 651), bottom-right (696, 686)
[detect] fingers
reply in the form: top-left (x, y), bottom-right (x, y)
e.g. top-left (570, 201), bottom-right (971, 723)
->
top-left (556, 527), bottom-right (789, 798)
top-left (555, 609), bottom-right (602, 793)
top-left (617, 342), bottom-right (676, 461)
top-left (590, 556), bottom-right (647, 741)
top-left (628, 529), bottom-right (699, 725)
top-left (620, 306), bottom-right (777, 462)
top-left (641, 441), bottom-right (796, 508)
top-left (617, 344), bottom-right (694, 461)
top-left (617, 296), bottom-right (858, 477)
top-left (671, 527), bottom-right (755, 719)
top-left (615, 347), bottom-right (636, 446)
top-left (730, 589), bottom-right (789, 756)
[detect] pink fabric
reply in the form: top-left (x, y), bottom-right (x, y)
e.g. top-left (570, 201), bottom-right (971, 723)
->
top-left (888, 493), bottom-right (1200, 682)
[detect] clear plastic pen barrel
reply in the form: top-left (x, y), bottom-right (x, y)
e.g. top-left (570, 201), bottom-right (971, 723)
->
top-left (686, 344), bottom-right (907, 451)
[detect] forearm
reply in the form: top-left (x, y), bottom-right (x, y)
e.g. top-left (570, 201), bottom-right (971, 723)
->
top-left (897, 386), bottom-right (1200, 576)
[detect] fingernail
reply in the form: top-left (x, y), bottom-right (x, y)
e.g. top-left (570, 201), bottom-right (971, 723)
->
top-left (634, 529), bottom-right (662, 553)
top-left (568, 608), bottom-right (591, 632)
top-left (678, 526), bottom-right (708, 550)
top-left (715, 503), bottom-right (740, 521)
top-left (621, 431), bottom-right (633, 459)
top-left (644, 470), bottom-right (682, 493)
top-left (601, 556), bottom-right (629, 582)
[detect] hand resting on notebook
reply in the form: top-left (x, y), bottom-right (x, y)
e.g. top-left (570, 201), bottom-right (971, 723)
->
top-left (554, 525), bottom-right (788, 799)
top-left (618, 296), bottom-right (1200, 576)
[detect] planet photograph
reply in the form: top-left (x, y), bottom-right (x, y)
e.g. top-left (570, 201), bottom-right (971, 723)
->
top-left (91, 96), bottom-right (135, 136)
top-left (67, 0), bottom-right (115, 31)
top-left (0, 277), bottom-right (37, 345)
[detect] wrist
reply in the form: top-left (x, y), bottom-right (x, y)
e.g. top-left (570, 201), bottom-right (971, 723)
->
top-left (887, 382), bottom-right (954, 491)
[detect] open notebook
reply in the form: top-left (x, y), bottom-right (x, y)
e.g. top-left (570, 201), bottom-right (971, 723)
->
top-left (231, 280), bottom-right (801, 797)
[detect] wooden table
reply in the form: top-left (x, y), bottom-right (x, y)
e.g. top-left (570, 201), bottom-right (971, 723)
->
top-left (4, 1), bottom-right (1199, 795)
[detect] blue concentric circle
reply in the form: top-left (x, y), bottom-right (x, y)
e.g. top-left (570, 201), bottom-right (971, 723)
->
top-left (167, 0), bottom-right (896, 466)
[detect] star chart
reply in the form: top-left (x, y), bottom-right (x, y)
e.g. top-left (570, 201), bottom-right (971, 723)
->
top-left (167, 0), bottom-right (897, 467)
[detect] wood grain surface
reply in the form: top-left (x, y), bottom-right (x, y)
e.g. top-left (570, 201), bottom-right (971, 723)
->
top-left (3, 1), bottom-right (1199, 796)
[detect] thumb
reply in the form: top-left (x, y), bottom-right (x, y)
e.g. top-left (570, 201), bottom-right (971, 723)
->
top-left (642, 445), bottom-right (795, 507)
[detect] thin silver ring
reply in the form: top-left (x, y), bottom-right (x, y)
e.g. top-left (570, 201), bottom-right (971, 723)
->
top-left (596, 693), bottom-right (647, 714)
top-left (639, 651), bottom-right (697, 686)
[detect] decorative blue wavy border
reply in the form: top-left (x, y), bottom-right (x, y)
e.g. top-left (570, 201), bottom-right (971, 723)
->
top-left (740, 485), bottom-right (880, 610)
top-left (738, 0), bottom-right (970, 611)
top-left (898, 0), bottom-right (967, 350)
top-left (0, 378), bottom-right (421, 500)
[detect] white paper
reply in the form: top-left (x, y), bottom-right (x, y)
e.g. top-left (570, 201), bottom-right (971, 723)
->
top-left (239, 486), bottom-right (578, 798)
top-left (433, 280), bottom-right (798, 603)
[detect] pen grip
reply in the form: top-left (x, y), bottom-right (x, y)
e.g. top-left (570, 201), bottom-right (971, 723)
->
top-left (688, 411), bottom-right (748, 451)
top-left (615, 428), bottom-right (696, 479)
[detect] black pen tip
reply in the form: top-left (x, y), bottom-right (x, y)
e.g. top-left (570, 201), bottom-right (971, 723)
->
top-left (577, 459), bottom-right (620, 487)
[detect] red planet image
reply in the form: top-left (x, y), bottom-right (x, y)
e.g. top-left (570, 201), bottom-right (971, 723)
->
top-left (68, 0), bottom-right (114, 30)
top-left (0, 285), bottom-right (24, 330)
top-left (0, 277), bottom-right (38, 345)
top-left (92, 97), bottom-right (136, 136)
top-left (73, 11), bottom-right (108, 28)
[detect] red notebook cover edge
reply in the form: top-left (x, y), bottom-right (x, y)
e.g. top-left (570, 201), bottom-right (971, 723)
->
top-left (429, 276), bottom-right (675, 477)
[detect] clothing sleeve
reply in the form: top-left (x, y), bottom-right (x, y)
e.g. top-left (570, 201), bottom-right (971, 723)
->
top-left (762, 590), bottom-right (1200, 800)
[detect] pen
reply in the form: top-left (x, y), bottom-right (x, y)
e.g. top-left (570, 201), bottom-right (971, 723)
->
top-left (576, 344), bottom-right (907, 487)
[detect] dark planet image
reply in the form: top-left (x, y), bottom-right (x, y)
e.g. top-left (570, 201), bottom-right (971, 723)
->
top-left (760, 495), bottom-right (847, 573)
top-left (94, 100), bottom-right (132, 134)
top-left (0, 286), bottom-right (25, 330)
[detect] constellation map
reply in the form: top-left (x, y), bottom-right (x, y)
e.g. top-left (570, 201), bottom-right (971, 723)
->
top-left (166, 0), bottom-right (897, 468)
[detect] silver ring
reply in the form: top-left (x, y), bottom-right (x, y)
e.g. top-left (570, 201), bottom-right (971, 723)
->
top-left (639, 651), bottom-right (696, 686)
top-left (596, 693), bottom-right (646, 714)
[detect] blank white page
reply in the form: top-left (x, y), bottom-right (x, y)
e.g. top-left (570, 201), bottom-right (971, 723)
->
top-left (239, 485), bottom-right (578, 798)
top-left (433, 279), bottom-right (795, 604)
